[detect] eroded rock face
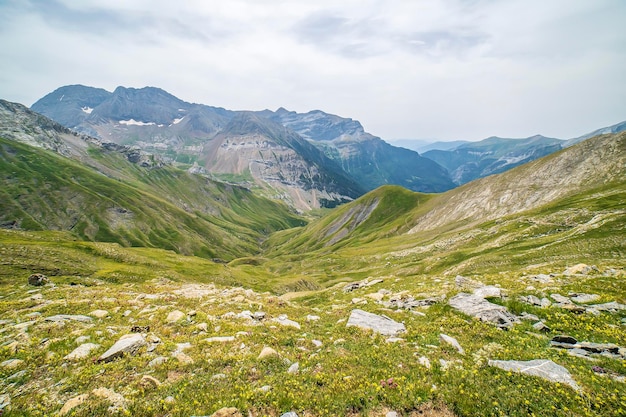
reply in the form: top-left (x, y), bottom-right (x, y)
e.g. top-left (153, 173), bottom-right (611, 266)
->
top-left (488, 359), bottom-right (580, 391)
top-left (346, 309), bottom-right (406, 336)
top-left (449, 293), bottom-right (519, 329)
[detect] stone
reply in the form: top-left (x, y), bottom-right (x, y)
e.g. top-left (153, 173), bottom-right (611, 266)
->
top-left (287, 362), bottom-right (299, 374)
top-left (140, 375), bottom-right (161, 389)
top-left (0, 394), bottom-right (10, 411)
top-left (197, 322), bottom-right (209, 332)
top-left (519, 295), bottom-right (542, 306)
top-left (488, 359), bottom-right (580, 391)
top-left (89, 309), bottom-right (109, 318)
top-left (540, 298), bottom-right (552, 308)
top-left (312, 339), bottom-right (323, 347)
top-left (448, 293), bottom-right (519, 329)
top-left (531, 274), bottom-right (553, 283)
top-left (166, 310), bottom-right (185, 323)
top-left (59, 394), bottom-right (89, 416)
top-left (569, 293), bottom-right (600, 304)
top-left (306, 315), bottom-right (320, 322)
top-left (563, 264), bottom-right (592, 276)
top-left (532, 322), bottom-right (550, 332)
top-left (258, 346), bottom-right (279, 359)
top-left (65, 343), bottom-right (100, 360)
top-left (552, 335), bottom-right (577, 345)
top-left (439, 334), bottom-right (465, 355)
top-left (212, 407), bottom-right (243, 417)
top-left (386, 412), bottom-right (398, 417)
top-left (204, 336), bottom-right (236, 343)
top-left (346, 309), bottom-right (406, 336)
top-left (1, 358), bottom-right (24, 369)
top-left (28, 273), bottom-right (49, 286)
top-left (550, 294), bottom-right (571, 304)
top-left (281, 413), bottom-right (299, 417)
top-left (418, 356), bottom-right (431, 369)
top-left (272, 314), bottom-right (301, 329)
top-left (97, 333), bottom-right (146, 363)
top-left (92, 387), bottom-right (127, 413)
top-left (455, 275), bottom-right (484, 289)
top-left (366, 292), bottom-right (385, 301)
top-left (520, 312), bottom-right (540, 322)
top-left (577, 342), bottom-right (620, 354)
top-left (174, 352), bottom-right (194, 364)
top-left (148, 356), bottom-right (168, 367)
top-left (587, 301), bottom-right (626, 312)
top-left (75, 336), bottom-right (90, 344)
top-left (46, 315), bottom-right (93, 323)
top-left (253, 311), bottom-right (266, 321)
top-left (473, 285), bottom-right (502, 299)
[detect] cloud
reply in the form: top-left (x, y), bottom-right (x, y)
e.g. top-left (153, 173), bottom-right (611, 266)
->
top-left (0, 0), bottom-right (624, 140)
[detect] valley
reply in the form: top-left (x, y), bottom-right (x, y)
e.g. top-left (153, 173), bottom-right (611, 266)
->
top-left (0, 97), bottom-right (624, 417)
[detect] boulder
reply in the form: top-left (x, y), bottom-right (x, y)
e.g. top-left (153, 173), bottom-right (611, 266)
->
top-left (473, 285), bottom-right (502, 299)
top-left (569, 293), bottom-right (600, 304)
top-left (258, 346), bottom-right (279, 359)
top-left (59, 394), bottom-right (89, 416)
top-left (89, 310), bottom-right (109, 318)
top-left (97, 334), bottom-right (146, 363)
top-left (64, 343), bottom-right (100, 360)
top-left (45, 315), bottom-right (93, 323)
top-left (212, 407), bottom-right (243, 417)
top-left (439, 334), bottom-right (464, 355)
top-left (272, 315), bottom-right (301, 329)
top-left (448, 293), bottom-right (519, 329)
top-left (346, 309), bottom-right (406, 336)
top-left (166, 310), bottom-right (185, 323)
top-left (28, 273), bottom-right (49, 286)
top-left (92, 387), bottom-right (127, 413)
top-left (563, 264), bottom-right (593, 276)
top-left (488, 359), bottom-right (580, 391)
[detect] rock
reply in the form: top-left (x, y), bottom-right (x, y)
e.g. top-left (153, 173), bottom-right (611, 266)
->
top-left (28, 273), bottom-right (49, 286)
top-left (550, 294), bottom-right (571, 304)
top-left (197, 322), bottom-right (209, 332)
top-left (306, 315), bottom-right (320, 322)
top-left (563, 264), bottom-right (592, 276)
top-left (439, 334), bottom-right (465, 355)
top-left (287, 362), bottom-right (299, 374)
top-left (560, 304), bottom-right (586, 314)
top-left (569, 293), bottom-right (600, 304)
top-left (89, 309), bottom-right (109, 318)
top-left (258, 346), bottom-right (279, 359)
top-left (418, 356), bottom-right (431, 369)
top-left (253, 311), bottom-right (266, 321)
top-left (212, 407), bottom-right (243, 417)
top-left (204, 336), bottom-right (236, 343)
top-left (166, 310), bottom-right (185, 323)
top-left (587, 301), bottom-right (626, 312)
top-left (7, 370), bottom-right (28, 381)
top-left (351, 297), bottom-right (367, 304)
top-left (520, 312), bottom-right (540, 322)
top-left (0, 394), bottom-right (10, 410)
top-left (532, 322), bottom-right (550, 332)
top-left (312, 339), bottom-right (323, 347)
top-left (488, 359), bottom-right (580, 391)
top-left (473, 285), bottom-right (502, 299)
top-left (175, 353), bottom-right (194, 364)
top-left (346, 309), bottom-right (405, 336)
top-left (531, 274), bottom-right (553, 283)
top-left (92, 387), bottom-right (127, 413)
top-left (552, 335), bottom-right (577, 345)
top-left (59, 394), bottom-right (89, 416)
top-left (1, 358), bottom-right (24, 369)
top-left (272, 315), bottom-right (301, 329)
top-left (366, 292), bottom-right (385, 301)
top-left (455, 275), bottom-right (484, 289)
top-left (386, 412), bottom-right (398, 417)
top-left (448, 293), bottom-right (519, 329)
top-left (45, 315), bottom-right (93, 323)
top-left (577, 342), bottom-right (620, 354)
top-left (148, 356), bottom-right (168, 367)
top-left (65, 343), bottom-right (100, 360)
top-left (140, 375), bottom-right (162, 389)
top-left (97, 333), bottom-right (146, 363)
top-left (519, 295), bottom-right (542, 306)
top-left (540, 298), bottom-right (552, 308)
top-left (281, 412), bottom-right (299, 417)
top-left (75, 335), bottom-right (90, 344)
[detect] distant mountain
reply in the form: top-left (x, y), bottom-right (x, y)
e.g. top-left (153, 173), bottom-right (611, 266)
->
top-left (268, 108), bottom-right (455, 193)
top-left (31, 85), bottom-right (456, 209)
top-left (387, 139), bottom-right (470, 153)
top-left (422, 135), bottom-right (564, 185)
top-left (0, 99), bottom-right (304, 259)
top-left (565, 120), bottom-right (626, 146)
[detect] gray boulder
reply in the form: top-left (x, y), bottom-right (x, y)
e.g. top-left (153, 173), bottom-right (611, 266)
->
top-left (488, 359), bottom-right (579, 391)
top-left (449, 293), bottom-right (519, 329)
top-left (97, 334), bottom-right (146, 363)
top-left (28, 273), bottom-right (49, 286)
top-left (346, 309), bottom-right (406, 336)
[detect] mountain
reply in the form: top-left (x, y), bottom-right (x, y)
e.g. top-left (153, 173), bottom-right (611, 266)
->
top-left (200, 112), bottom-right (364, 210)
top-left (31, 85), bottom-right (456, 208)
top-left (268, 108), bottom-right (455, 193)
top-left (0, 99), bottom-right (304, 259)
top-left (388, 139), bottom-right (470, 153)
top-left (422, 135), bottom-right (564, 185)
top-left (565, 119), bottom-right (626, 146)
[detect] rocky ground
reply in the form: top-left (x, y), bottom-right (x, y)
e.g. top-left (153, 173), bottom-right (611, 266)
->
top-left (1, 263), bottom-right (625, 416)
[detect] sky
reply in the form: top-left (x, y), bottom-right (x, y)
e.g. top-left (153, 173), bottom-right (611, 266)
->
top-left (0, 0), bottom-right (625, 141)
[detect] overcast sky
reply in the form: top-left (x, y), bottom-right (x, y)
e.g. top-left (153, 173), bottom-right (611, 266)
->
top-left (1, 0), bottom-right (625, 141)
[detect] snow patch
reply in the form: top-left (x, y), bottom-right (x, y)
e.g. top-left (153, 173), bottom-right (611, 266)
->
top-left (81, 106), bottom-right (93, 114)
top-left (171, 116), bottom-right (185, 125)
top-left (119, 119), bottom-right (156, 126)
top-left (59, 95), bottom-right (64, 101)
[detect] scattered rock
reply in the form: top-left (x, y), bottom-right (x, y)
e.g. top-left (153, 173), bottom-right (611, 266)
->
top-left (531, 274), bottom-right (553, 283)
top-left (272, 315), bottom-right (301, 329)
top-left (552, 335), bottom-right (577, 344)
top-left (212, 407), bottom-right (243, 417)
top-left (287, 362), bottom-right (299, 374)
top-left (569, 293), bottom-right (600, 304)
top-left (65, 343), bottom-right (100, 360)
top-left (148, 356), bottom-right (168, 368)
top-left (520, 312), bottom-right (540, 322)
top-left (418, 356), bottom-right (431, 369)
top-left (89, 309), bottom-right (109, 318)
top-left (1, 358), bottom-right (24, 370)
top-left (519, 295), bottom-right (542, 306)
top-left (97, 333), bottom-right (147, 363)
top-left (45, 315), bottom-right (93, 323)
top-left (532, 322), bottom-right (550, 332)
top-left (59, 394), bottom-right (89, 416)
top-left (204, 336), bottom-right (236, 343)
top-left (166, 310), bottom-right (185, 323)
top-left (385, 412), bottom-right (398, 417)
top-left (312, 339), bottom-right (323, 347)
top-left (587, 301), bottom-right (626, 312)
top-left (140, 375), bottom-right (162, 389)
top-left (488, 359), bottom-right (579, 391)
top-left (92, 387), bottom-right (127, 413)
top-left (306, 315), bottom-right (320, 322)
top-left (258, 346), bottom-right (279, 359)
top-left (346, 309), bottom-right (406, 336)
top-left (563, 264), bottom-right (593, 276)
top-left (28, 273), bottom-right (49, 286)
top-left (473, 285), bottom-right (502, 299)
top-left (439, 334), bottom-right (465, 355)
top-left (280, 412), bottom-right (299, 417)
top-left (175, 352), bottom-right (194, 364)
top-left (448, 293), bottom-right (519, 329)
top-left (550, 294), bottom-right (571, 304)
top-left (455, 275), bottom-right (484, 290)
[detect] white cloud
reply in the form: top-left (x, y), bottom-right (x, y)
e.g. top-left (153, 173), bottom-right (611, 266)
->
top-left (0, 0), bottom-right (624, 140)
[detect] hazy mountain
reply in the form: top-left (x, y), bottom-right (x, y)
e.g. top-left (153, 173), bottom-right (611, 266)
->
top-left (268, 108), bottom-right (455, 193)
top-left (32, 85), bottom-right (456, 206)
top-left (422, 135), bottom-right (564, 185)
top-left (388, 139), bottom-right (470, 153)
top-left (565, 120), bottom-right (626, 146)
top-left (0, 99), bottom-right (304, 259)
